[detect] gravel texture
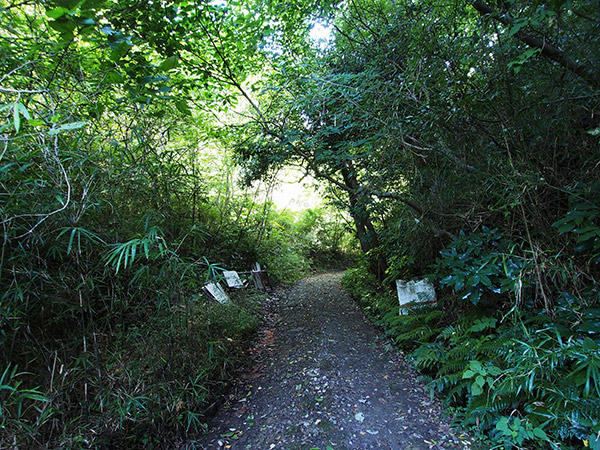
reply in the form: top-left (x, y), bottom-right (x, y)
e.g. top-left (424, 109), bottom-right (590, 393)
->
top-left (192, 272), bottom-right (472, 450)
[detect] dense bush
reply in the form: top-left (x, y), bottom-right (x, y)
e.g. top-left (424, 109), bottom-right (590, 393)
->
top-left (0, 108), bottom-right (266, 446)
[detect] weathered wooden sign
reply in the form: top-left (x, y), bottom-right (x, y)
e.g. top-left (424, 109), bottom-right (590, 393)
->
top-left (202, 282), bottom-right (230, 304)
top-left (396, 279), bottom-right (437, 315)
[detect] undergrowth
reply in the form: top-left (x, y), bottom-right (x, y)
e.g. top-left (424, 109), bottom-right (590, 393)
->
top-left (1, 283), bottom-right (263, 449)
top-left (342, 226), bottom-right (600, 450)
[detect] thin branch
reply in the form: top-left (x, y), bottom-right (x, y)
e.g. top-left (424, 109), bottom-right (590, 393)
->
top-left (2, 138), bottom-right (71, 235)
top-left (471, 0), bottom-right (600, 89)
top-left (0, 60), bottom-right (39, 84)
top-left (0, 87), bottom-right (47, 94)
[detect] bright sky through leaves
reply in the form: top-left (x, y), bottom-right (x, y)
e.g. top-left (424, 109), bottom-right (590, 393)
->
top-left (309, 20), bottom-right (333, 49)
top-left (271, 168), bottom-right (321, 211)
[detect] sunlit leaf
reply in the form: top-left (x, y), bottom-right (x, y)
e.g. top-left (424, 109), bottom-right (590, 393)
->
top-left (48, 121), bottom-right (88, 135)
top-left (46, 7), bottom-right (70, 19)
top-left (159, 55), bottom-right (179, 71)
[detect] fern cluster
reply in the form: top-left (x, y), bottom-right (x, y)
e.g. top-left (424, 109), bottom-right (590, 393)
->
top-left (401, 308), bottom-right (600, 449)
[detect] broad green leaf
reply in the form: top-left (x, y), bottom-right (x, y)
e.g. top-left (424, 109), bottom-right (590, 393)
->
top-left (110, 42), bottom-right (131, 61)
top-left (509, 20), bottom-right (527, 37)
top-left (578, 228), bottom-right (600, 241)
top-left (462, 369), bottom-right (476, 379)
top-left (488, 366), bottom-right (502, 376)
top-left (48, 18), bottom-right (77, 35)
top-left (554, 217), bottom-right (576, 233)
top-left (471, 382), bottom-right (483, 396)
top-left (175, 100), bottom-right (192, 115)
top-left (583, 337), bottom-right (599, 350)
top-left (46, 7), bottom-right (70, 19)
top-left (533, 428), bottom-right (548, 440)
top-left (523, 48), bottom-right (541, 58)
top-left (496, 417), bottom-right (510, 434)
top-left (475, 375), bottom-right (485, 387)
top-left (159, 55), bottom-right (179, 71)
top-left (469, 360), bottom-right (483, 371)
top-left (589, 433), bottom-right (600, 450)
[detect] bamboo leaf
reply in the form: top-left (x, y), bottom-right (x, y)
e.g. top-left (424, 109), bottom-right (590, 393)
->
top-left (13, 103), bottom-right (20, 132)
top-left (67, 228), bottom-right (77, 255)
top-left (48, 121), bottom-right (88, 135)
top-left (16, 103), bottom-right (31, 120)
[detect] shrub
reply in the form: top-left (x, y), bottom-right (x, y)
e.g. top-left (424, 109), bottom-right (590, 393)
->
top-left (343, 226), bottom-right (600, 450)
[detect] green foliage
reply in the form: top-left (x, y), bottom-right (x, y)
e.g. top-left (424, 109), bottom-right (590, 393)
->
top-left (2, 0), bottom-right (600, 447)
top-left (93, 292), bottom-right (261, 446)
top-left (105, 225), bottom-right (172, 274)
top-left (436, 228), bottom-right (528, 306)
top-left (493, 416), bottom-right (549, 448)
top-left (0, 1), bottom-right (315, 446)
top-left (462, 359), bottom-right (502, 397)
top-left (553, 183), bottom-right (600, 265)
top-left (260, 235), bottom-right (312, 285)
top-left (258, 0), bottom-right (600, 447)
top-left (346, 225), bottom-right (600, 450)
top-left (341, 264), bottom-right (379, 309)
top-left (0, 364), bottom-right (54, 440)
top-left (348, 272), bottom-right (600, 449)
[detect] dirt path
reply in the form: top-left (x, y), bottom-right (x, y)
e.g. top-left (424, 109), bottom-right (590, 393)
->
top-left (192, 273), bottom-right (471, 450)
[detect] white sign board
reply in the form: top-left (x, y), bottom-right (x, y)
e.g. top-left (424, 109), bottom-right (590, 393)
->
top-left (251, 270), bottom-right (265, 290)
top-left (396, 279), bottom-right (437, 315)
top-left (204, 282), bottom-right (230, 304)
top-left (223, 270), bottom-right (244, 288)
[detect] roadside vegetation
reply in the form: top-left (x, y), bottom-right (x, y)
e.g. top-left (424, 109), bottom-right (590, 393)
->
top-left (329, 1), bottom-right (600, 447)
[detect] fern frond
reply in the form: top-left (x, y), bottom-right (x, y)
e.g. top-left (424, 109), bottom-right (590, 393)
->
top-left (436, 359), bottom-right (468, 376)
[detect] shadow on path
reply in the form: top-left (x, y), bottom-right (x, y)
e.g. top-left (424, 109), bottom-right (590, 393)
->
top-left (192, 273), bottom-right (471, 450)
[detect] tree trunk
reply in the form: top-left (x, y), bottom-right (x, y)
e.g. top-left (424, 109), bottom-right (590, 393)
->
top-left (341, 164), bottom-right (388, 281)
